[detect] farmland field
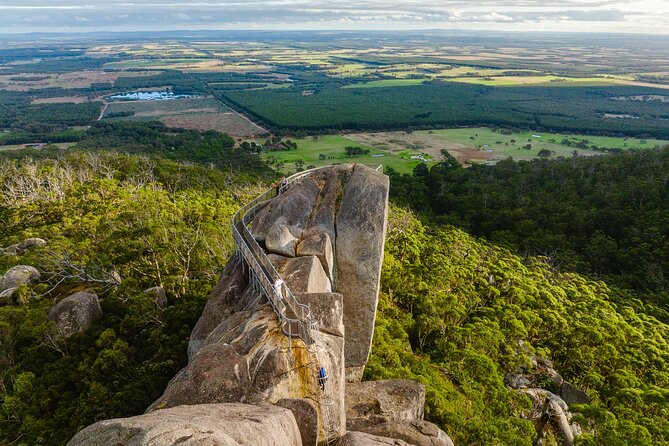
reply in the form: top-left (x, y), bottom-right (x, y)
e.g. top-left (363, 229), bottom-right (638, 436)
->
top-left (346, 128), bottom-right (669, 165)
top-left (103, 96), bottom-right (266, 137)
top-left (257, 135), bottom-right (424, 174)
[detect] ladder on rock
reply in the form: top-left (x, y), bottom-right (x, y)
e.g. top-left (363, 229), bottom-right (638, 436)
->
top-left (232, 165), bottom-right (383, 444)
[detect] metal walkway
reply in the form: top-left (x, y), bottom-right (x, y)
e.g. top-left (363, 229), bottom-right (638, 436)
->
top-left (231, 164), bottom-right (383, 443)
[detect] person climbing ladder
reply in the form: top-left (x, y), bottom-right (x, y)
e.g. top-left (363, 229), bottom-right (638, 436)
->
top-left (317, 366), bottom-right (328, 391)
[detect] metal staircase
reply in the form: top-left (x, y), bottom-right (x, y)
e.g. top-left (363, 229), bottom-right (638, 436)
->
top-left (231, 164), bottom-right (383, 444)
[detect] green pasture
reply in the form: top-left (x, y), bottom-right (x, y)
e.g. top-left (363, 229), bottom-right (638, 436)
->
top-left (257, 135), bottom-right (424, 174)
top-left (421, 127), bottom-right (669, 159)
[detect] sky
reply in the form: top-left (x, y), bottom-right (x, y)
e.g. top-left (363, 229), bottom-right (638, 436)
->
top-left (0, 0), bottom-right (668, 35)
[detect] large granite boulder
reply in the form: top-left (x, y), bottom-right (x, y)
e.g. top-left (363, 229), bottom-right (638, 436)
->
top-left (0, 265), bottom-right (40, 296)
top-left (48, 291), bottom-right (102, 338)
top-left (302, 166), bottom-right (351, 244)
top-left (277, 398), bottom-right (319, 446)
top-left (151, 261), bottom-right (347, 442)
top-left (150, 304), bottom-right (308, 410)
top-left (346, 380), bottom-right (426, 431)
top-left (266, 222), bottom-right (299, 257)
top-left (296, 233), bottom-right (334, 280)
top-left (282, 256), bottom-right (332, 294)
top-left (356, 421), bottom-right (454, 446)
top-left (337, 432), bottom-right (411, 446)
top-left (251, 175), bottom-right (322, 242)
top-left (67, 403), bottom-right (302, 446)
top-left (336, 165), bottom-right (389, 380)
top-left (295, 292), bottom-right (344, 337)
top-left (188, 259), bottom-right (247, 360)
top-left (252, 164), bottom-right (389, 382)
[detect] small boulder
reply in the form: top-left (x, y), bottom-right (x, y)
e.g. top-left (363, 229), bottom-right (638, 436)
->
top-left (0, 265), bottom-right (40, 294)
top-left (346, 380), bottom-right (426, 431)
top-left (18, 238), bottom-right (47, 251)
top-left (67, 403), bottom-right (302, 446)
top-left (265, 223), bottom-right (299, 257)
top-left (337, 431), bottom-right (412, 446)
top-left (505, 373), bottom-right (532, 389)
top-left (295, 292), bottom-right (344, 337)
top-left (0, 246), bottom-right (18, 256)
top-left (277, 398), bottom-right (319, 446)
top-left (560, 381), bottom-right (591, 405)
top-left (48, 291), bottom-right (102, 338)
top-left (143, 286), bottom-right (167, 308)
top-left (282, 255), bottom-right (331, 294)
top-left (296, 232), bottom-right (334, 280)
top-left (356, 420), bottom-right (455, 446)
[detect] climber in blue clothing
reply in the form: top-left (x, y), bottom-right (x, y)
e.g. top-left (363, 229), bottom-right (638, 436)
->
top-left (317, 366), bottom-right (328, 391)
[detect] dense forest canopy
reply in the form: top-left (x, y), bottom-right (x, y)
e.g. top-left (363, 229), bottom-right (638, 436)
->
top-left (0, 152), bottom-right (265, 444)
top-left (388, 148), bottom-right (669, 312)
top-left (368, 206), bottom-right (669, 445)
top-left (221, 82), bottom-right (669, 138)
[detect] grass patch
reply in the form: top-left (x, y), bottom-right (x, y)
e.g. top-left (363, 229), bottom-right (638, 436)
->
top-left (257, 135), bottom-right (424, 174)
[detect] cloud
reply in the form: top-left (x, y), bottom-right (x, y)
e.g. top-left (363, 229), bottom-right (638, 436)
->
top-left (0, 0), bottom-right (665, 33)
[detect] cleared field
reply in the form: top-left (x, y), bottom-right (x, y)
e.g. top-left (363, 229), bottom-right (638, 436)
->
top-left (257, 135), bottom-right (424, 174)
top-left (346, 128), bottom-right (669, 165)
top-left (103, 96), bottom-right (266, 138)
top-left (343, 79), bottom-right (429, 88)
top-left (447, 75), bottom-right (616, 87)
top-left (0, 70), bottom-right (118, 90)
top-left (104, 59), bottom-right (272, 73)
top-left (0, 142), bottom-right (75, 151)
top-left (31, 96), bottom-right (89, 104)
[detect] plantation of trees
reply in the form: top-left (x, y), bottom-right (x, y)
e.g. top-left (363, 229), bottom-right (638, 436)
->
top-left (220, 82), bottom-right (669, 138)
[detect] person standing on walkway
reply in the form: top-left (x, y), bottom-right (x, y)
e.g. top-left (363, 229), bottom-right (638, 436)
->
top-left (317, 366), bottom-right (328, 391)
top-left (274, 278), bottom-right (284, 300)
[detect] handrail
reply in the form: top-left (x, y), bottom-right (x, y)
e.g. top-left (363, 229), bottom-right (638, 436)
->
top-left (231, 164), bottom-right (382, 344)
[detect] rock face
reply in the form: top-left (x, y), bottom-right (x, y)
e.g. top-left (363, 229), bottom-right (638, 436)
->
top-left (67, 403), bottom-right (302, 446)
top-left (295, 292), bottom-right (344, 337)
top-left (252, 165), bottom-right (388, 381)
top-left (251, 175), bottom-right (322, 242)
top-left (335, 165), bottom-right (389, 380)
top-left (48, 291), bottom-right (102, 338)
top-left (282, 256), bottom-right (332, 294)
top-left (143, 286), bottom-right (167, 308)
top-left (150, 256), bottom-right (346, 442)
top-left (188, 259), bottom-right (247, 360)
top-left (297, 233), bottom-right (334, 280)
top-left (346, 380), bottom-right (426, 431)
top-left (277, 398), bottom-right (320, 446)
top-left (337, 431), bottom-right (412, 446)
top-left (356, 421), bottom-right (454, 446)
top-left (0, 265), bottom-right (41, 296)
top-left (521, 388), bottom-right (581, 446)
